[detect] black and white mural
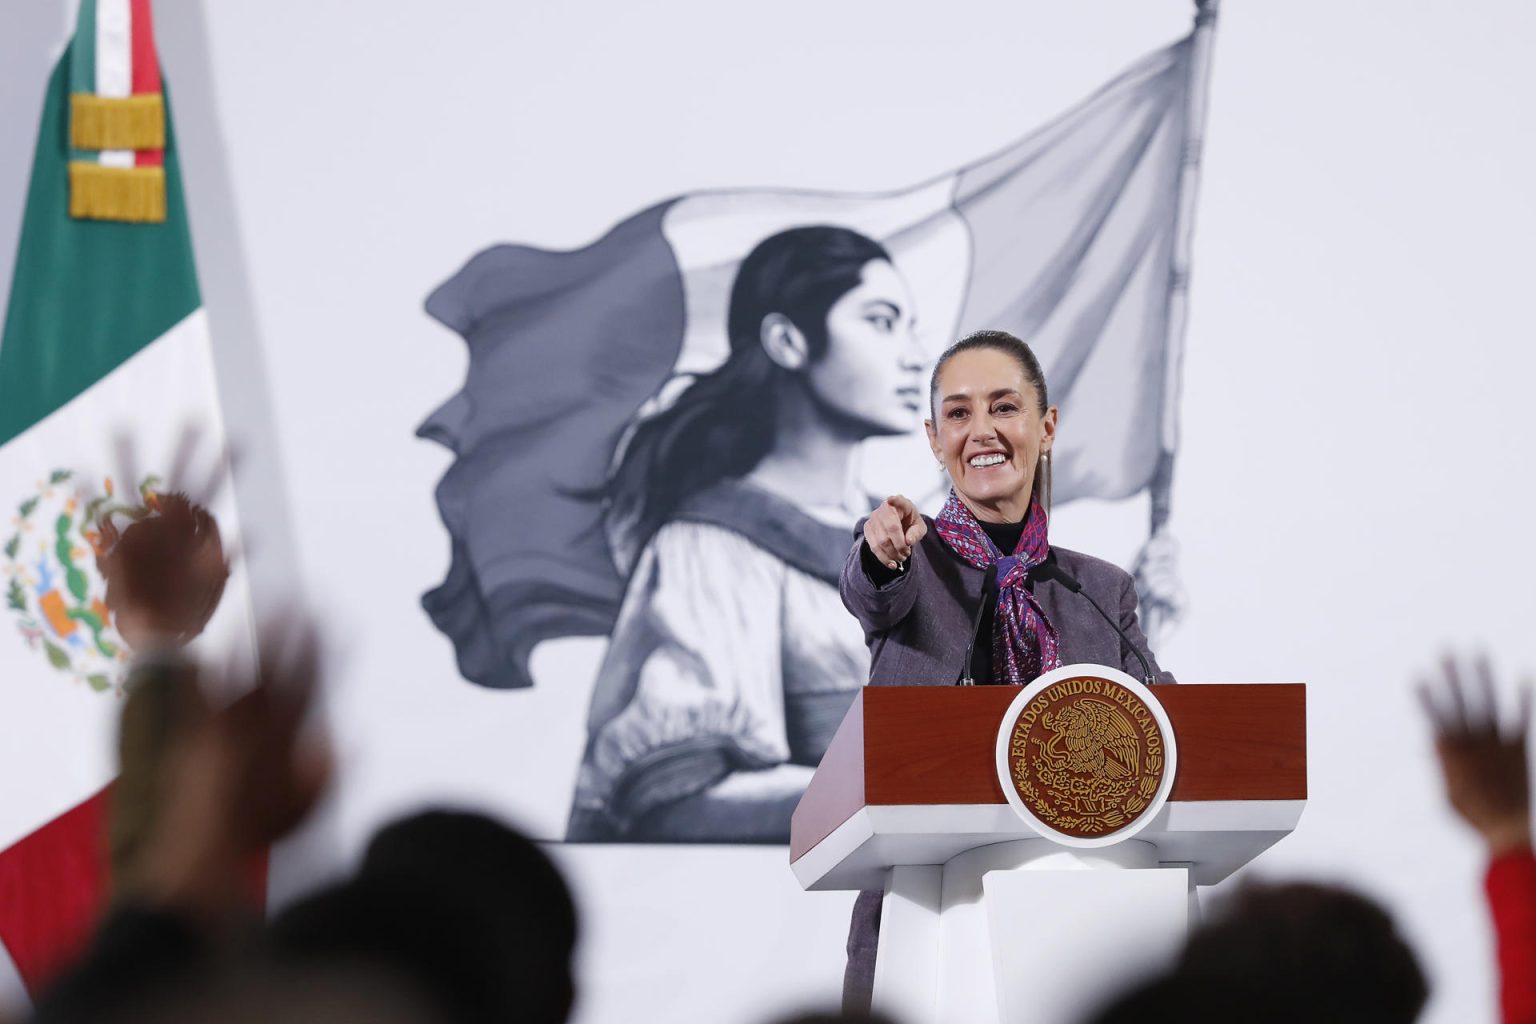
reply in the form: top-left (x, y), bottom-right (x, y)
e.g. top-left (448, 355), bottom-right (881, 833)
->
top-left (419, 12), bottom-right (1215, 843)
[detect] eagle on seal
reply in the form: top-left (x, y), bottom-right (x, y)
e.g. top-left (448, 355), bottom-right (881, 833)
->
top-left (1043, 698), bottom-right (1141, 781)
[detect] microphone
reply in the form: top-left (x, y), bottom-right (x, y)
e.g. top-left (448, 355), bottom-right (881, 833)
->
top-left (958, 563), bottom-right (999, 686)
top-left (1032, 555), bottom-right (1157, 688)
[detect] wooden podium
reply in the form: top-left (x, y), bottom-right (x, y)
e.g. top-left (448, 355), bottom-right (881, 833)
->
top-left (790, 680), bottom-right (1306, 1024)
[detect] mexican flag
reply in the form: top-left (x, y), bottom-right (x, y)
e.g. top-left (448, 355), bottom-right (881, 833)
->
top-left (0, 0), bottom-right (253, 1001)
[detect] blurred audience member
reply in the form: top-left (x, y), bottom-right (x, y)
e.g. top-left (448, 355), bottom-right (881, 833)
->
top-left (82, 962), bottom-right (442, 1024)
top-left (94, 438), bottom-right (233, 887)
top-left (1084, 880), bottom-right (1427, 1024)
top-left (1185, 880), bottom-right (1425, 1022)
top-left (1082, 972), bottom-right (1246, 1024)
top-left (96, 489), bottom-right (229, 652)
top-left (30, 623), bottom-right (328, 1023)
top-left (1422, 654), bottom-right (1536, 1024)
top-left (767, 1012), bottom-right (901, 1024)
top-left (270, 809), bottom-right (579, 1024)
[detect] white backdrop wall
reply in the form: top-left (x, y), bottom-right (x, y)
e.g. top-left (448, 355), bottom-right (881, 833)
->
top-left (3, 2), bottom-right (1535, 1021)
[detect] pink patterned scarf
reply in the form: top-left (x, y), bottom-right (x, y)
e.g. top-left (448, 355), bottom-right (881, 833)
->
top-left (933, 489), bottom-right (1061, 685)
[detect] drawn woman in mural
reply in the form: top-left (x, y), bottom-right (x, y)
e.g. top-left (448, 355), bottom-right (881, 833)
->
top-left (565, 225), bottom-right (925, 842)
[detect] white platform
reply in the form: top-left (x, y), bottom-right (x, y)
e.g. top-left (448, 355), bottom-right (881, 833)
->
top-left (870, 839), bottom-right (1194, 1024)
top-left (791, 799), bottom-right (1305, 891)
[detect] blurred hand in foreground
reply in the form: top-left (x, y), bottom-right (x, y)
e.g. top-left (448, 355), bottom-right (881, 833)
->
top-left (1420, 653), bottom-right (1532, 857)
top-left (126, 620), bottom-right (330, 925)
top-left (92, 427), bottom-right (236, 650)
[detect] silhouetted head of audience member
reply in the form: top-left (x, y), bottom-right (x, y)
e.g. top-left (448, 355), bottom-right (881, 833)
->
top-left (269, 809), bottom-right (577, 1024)
top-left (1084, 972), bottom-right (1252, 1024)
top-left (1089, 880), bottom-right (1427, 1024)
top-left (359, 808), bottom-right (578, 957)
top-left (93, 961), bottom-right (446, 1024)
top-left (1182, 881), bottom-right (1427, 1021)
top-left (768, 1013), bottom-right (903, 1024)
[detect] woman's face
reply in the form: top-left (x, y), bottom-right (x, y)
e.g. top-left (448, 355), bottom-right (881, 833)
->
top-left (926, 347), bottom-right (1057, 524)
top-left (799, 259), bottom-right (925, 436)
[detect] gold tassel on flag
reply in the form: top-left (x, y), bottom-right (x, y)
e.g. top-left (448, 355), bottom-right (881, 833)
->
top-left (67, 163), bottom-right (166, 224)
top-left (69, 94), bottom-right (166, 151)
top-left (67, 86), bottom-right (169, 224)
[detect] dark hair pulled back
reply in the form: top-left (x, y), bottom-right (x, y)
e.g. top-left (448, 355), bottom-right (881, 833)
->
top-left (928, 329), bottom-right (1048, 418)
top-left (605, 225), bottom-right (890, 569)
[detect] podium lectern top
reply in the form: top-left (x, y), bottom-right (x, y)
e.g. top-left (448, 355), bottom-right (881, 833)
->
top-left (791, 683), bottom-right (1306, 889)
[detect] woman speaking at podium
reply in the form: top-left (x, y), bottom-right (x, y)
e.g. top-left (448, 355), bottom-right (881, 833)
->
top-left (837, 328), bottom-right (1175, 1010)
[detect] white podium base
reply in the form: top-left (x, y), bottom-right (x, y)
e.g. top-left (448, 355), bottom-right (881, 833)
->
top-left (871, 839), bottom-right (1191, 1024)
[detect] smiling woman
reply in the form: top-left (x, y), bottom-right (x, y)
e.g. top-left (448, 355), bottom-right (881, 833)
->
top-left (837, 328), bottom-right (1175, 1010)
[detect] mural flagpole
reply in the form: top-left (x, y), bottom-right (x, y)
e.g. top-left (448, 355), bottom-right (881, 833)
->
top-left (1151, 0), bottom-right (1220, 537)
top-left (1136, 0), bottom-right (1220, 642)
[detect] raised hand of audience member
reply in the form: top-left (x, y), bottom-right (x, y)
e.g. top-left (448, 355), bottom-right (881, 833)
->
top-left (103, 428), bottom-right (242, 884)
top-left (127, 621), bottom-right (331, 926)
top-left (91, 427), bottom-right (236, 652)
top-left (34, 622), bottom-right (330, 1024)
top-left (1420, 654), bottom-right (1532, 856)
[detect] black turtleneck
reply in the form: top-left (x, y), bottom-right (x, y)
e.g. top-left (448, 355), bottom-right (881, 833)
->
top-left (977, 518), bottom-right (1027, 557)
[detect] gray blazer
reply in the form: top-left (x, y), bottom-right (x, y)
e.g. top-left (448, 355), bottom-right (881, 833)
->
top-left (835, 517), bottom-right (1175, 1012)
top-left (838, 517), bottom-right (1175, 686)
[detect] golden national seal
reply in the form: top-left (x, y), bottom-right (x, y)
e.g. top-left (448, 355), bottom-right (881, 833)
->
top-left (1003, 674), bottom-right (1168, 838)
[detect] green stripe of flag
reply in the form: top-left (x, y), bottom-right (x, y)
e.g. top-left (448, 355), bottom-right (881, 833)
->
top-left (69, 0), bottom-right (97, 97)
top-left (68, 0), bottom-right (98, 162)
top-left (0, 42), bottom-right (200, 446)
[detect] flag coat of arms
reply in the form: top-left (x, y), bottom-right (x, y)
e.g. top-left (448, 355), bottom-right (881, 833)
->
top-left (0, 0), bottom-right (254, 998)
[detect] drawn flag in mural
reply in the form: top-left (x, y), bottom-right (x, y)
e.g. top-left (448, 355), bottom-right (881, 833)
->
top-left (421, 13), bottom-right (1216, 843)
top-left (426, 32), bottom-right (1208, 680)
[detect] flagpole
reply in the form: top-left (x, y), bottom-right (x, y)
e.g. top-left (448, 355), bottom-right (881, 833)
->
top-left (1150, 0), bottom-right (1220, 536)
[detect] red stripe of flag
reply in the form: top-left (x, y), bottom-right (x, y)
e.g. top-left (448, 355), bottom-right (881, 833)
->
top-left (0, 787), bottom-right (112, 997)
top-left (0, 786), bottom-right (268, 999)
top-left (129, 0), bottom-right (163, 168)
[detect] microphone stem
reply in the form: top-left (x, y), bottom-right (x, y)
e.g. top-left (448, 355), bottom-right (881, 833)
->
top-left (959, 564), bottom-right (998, 685)
top-left (1075, 588), bottom-right (1155, 688)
